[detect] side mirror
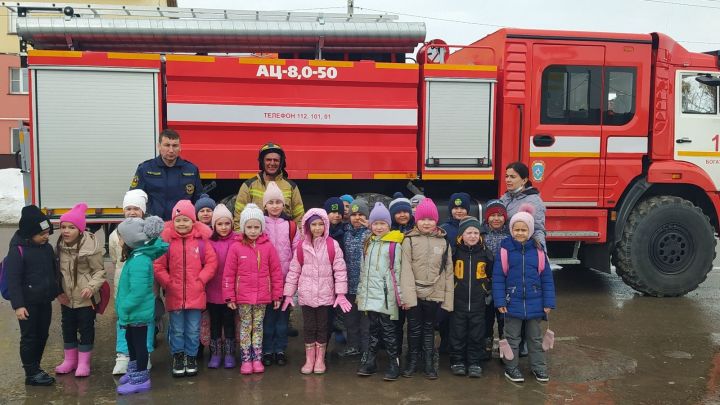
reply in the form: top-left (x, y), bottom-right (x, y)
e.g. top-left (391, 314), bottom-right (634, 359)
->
top-left (696, 75), bottom-right (720, 87)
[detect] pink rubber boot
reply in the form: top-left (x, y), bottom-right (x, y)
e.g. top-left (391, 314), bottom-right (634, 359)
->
top-left (74, 351), bottom-right (92, 377)
top-left (301, 343), bottom-right (316, 375)
top-left (313, 343), bottom-right (327, 374)
top-left (55, 348), bottom-right (78, 374)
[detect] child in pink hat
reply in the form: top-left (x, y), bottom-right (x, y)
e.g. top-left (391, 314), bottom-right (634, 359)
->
top-left (260, 182), bottom-right (298, 367)
top-left (205, 204), bottom-right (240, 370)
top-left (154, 199), bottom-right (217, 378)
top-left (399, 197), bottom-right (454, 380)
top-left (55, 202), bottom-right (106, 378)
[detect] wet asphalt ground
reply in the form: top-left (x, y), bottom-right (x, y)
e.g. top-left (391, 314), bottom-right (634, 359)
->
top-left (1, 225), bottom-right (720, 405)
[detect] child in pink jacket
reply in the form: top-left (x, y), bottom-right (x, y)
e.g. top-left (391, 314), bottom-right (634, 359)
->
top-left (281, 208), bottom-right (352, 375)
top-left (223, 204), bottom-right (283, 375)
top-left (206, 204), bottom-right (240, 370)
top-left (261, 181), bottom-right (298, 367)
top-left (154, 200), bottom-right (217, 378)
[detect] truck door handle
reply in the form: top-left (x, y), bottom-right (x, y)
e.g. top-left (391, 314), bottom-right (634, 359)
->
top-left (533, 134), bottom-right (555, 147)
top-left (676, 138), bottom-right (692, 144)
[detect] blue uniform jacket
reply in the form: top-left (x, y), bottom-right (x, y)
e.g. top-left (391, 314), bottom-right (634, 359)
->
top-left (440, 218), bottom-right (460, 245)
top-left (492, 237), bottom-right (555, 320)
top-left (130, 156), bottom-right (203, 220)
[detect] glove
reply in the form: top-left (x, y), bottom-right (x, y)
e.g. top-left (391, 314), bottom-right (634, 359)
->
top-left (333, 294), bottom-right (352, 313)
top-left (281, 296), bottom-right (295, 311)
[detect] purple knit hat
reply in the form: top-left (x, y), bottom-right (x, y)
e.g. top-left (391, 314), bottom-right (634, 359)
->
top-left (368, 202), bottom-right (391, 226)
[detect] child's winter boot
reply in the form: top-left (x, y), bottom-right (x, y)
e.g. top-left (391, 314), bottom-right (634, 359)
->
top-left (207, 339), bottom-right (221, 369)
top-left (119, 360), bottom-right (137, 384)
top-left (301, 343), bottom-right (316, 374)
top-left (313, 343), bottom-right (327, 374)
top-left (75, 350), bottom-right (92, 377)
top-left (224, 339), bottom-right (236, 369)
top-left (117, 370), bottom-right (151, 395)
top-left (384, 357), bottom-right (401, 381)
top-left (356, 351), bottom-right (377, 376)
top-left (55, 348), bottom-right (78, 374)
top-left (113, 353), bottom-right (129, 375)
top-left (252, 359), bottom-right (265, 373)
top-left (240, 361), bottom-right (253, 375)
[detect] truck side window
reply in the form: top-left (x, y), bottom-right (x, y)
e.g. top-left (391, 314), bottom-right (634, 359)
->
top-left (541, 65), bottom-right (602, 125)
top-left (681, 75), bottom-right (717, 114)
top-left (604, 67), bottom-right (636, 126)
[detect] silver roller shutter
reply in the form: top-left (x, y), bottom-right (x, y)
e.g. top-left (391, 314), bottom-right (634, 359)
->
top-left (424, 79), bottom-right (494, 169)
top-left (33, 68), bottom-right (158, 209)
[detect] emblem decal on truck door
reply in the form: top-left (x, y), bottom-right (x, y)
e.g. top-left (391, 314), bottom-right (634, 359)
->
top-left (532, 161), bottom-right (545, 182)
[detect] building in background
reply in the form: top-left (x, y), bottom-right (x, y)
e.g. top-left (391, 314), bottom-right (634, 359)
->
top-left (0, 1), bottom-right (177, 157)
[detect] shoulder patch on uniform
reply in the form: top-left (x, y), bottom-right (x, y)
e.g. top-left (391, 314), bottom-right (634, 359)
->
top-left (130, 175), bottom-right (139, 188)
top-left (185, 183), bottom-right (195, 195)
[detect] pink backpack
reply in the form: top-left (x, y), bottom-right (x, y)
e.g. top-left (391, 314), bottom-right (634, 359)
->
top-left (500, 247), bottom-right (546, 276)
top-left (296, 236), bottom-right (336, 266)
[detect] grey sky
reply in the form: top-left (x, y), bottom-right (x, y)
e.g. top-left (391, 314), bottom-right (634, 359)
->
top-left (176, 0), bottom-right (720, 53)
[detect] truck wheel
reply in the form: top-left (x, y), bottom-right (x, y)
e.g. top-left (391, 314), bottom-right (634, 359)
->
top-left (613, 196), bottom-right (716, 296)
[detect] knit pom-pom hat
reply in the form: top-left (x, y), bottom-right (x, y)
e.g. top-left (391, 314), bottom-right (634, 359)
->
top-left (509, 203), bottom-right (535, 236)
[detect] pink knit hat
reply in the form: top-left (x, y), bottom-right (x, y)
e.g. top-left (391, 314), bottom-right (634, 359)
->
top-left (509, 204), bottom-right (535, 236)
top-left (414, 198), bottom-right (439, 222)
top-left (60, 202), bottom-right (87, 231)
top-left (263, 181), bottom-right (284, 207)
top-left (211, 203), bottom-right (233, 228)
top-left (172, 199), bottom-right (197, 222)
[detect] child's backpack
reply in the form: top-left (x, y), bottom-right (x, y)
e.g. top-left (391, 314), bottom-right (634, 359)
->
top-left (91, 281), bottom-right (111, 315)
top-left (387, 242), bottom-right (402, 306)
top-left (499, 246), bottom-right (545, 276)
top-left (0, 246), bottom-right (23, 300)
top-left (289, 221), bottom-right (297, 244)
top-left (296, 236), bottom-right (336, 266)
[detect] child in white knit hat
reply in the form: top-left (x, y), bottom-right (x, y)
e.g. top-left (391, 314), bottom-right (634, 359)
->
top-left (110, 189), bottom-right (155, 375)
top-left (223, 204), bottom-right (283, 375)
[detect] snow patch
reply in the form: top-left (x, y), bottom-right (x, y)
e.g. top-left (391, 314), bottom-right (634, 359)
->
top-left (0, 168), bottom-right (24, 224)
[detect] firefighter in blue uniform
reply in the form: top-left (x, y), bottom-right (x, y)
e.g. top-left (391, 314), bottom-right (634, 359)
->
top-left (130, 129), bottom-right (203, 221)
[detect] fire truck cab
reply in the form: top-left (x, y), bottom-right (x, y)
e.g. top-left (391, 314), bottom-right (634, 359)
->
top-left (448, 29), bottom-right (720, 297)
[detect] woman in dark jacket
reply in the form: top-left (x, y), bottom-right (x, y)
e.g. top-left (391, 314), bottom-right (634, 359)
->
top-left (6, 205), bottom-right (61, 386)
top-left (500, 162), bottom-right (546, 249)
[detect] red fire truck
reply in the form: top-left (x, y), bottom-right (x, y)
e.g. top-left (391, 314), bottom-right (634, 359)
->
top-left (9, 4), bottom-right (720, 297)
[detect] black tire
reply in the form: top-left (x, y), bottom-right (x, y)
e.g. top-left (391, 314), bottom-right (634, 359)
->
top-left (354, 193), bottom-right (392, 207)
top-left (612, 196), bottom-right (716, 297)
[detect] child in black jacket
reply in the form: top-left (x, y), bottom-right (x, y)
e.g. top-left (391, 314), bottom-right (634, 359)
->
top-left (7, 205), bottom-right (61, 386)
top-left (449, 217), bottom-right (494, 378)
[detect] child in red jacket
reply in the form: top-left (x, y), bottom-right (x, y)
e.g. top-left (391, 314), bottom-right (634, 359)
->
top-left (154, 200), bottom-right (217, 378)
top-left (223, 204), bottom-right (283, 375)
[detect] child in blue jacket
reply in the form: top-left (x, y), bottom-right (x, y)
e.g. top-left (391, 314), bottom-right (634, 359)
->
top-left (493, 204), bottom-right (555, 384)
